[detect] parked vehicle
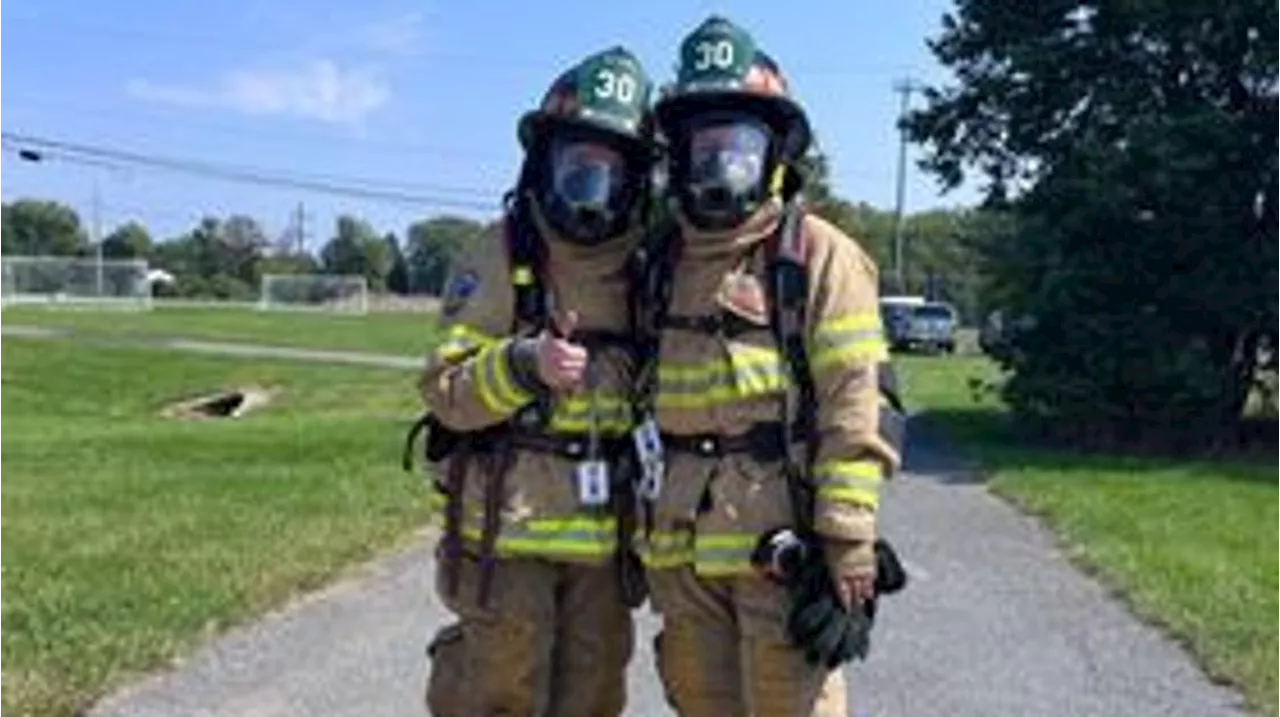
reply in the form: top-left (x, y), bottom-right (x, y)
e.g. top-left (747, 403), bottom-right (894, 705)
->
top-left (880, 295), bottom-right (926, 352)
top-left (905, 302), bottom-right (958, 353)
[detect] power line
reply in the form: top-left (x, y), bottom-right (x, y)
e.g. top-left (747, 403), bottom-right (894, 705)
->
top-left (0, 127), bottom-right (494, 197)
top-left (7, 97), bottom-right (517, 174)
top-left (2, 132), bottom-right (501, 211)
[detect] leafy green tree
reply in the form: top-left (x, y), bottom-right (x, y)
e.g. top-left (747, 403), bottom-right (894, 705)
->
top-left (405, 216), bottom-right (485, 295)
top-left (907, 0), bottom-right (1278, 451)
top-left (100, 221), bottom-right (153, 260)
top-left (320, 215), bottom-right (392, 291)
top-left (384, 232), bottom-right (410, 294)
top-left (1, 199), bottom-right (89, 256)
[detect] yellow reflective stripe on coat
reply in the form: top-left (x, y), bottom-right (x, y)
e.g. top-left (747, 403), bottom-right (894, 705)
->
top-left (813, 459), bottom-right (883, 509)
top-left (436, 323), bottom-right (499, 362)
top-left (657, 344), bottom-right (788, 409)
top-left (638, 529), bottom-right (696, 568)
top-left (809, 312), bottom-right (889, 371)
top-left (693, 533), bottom-right (759, 576)
top-left (474, 341), bottom-right (534, 415)
top-left (638, 531), bottom-right (759, 575)
top-left (459, 513), bottom-right (617, 558)
top-left (549, 394), bottom-right (633, 434)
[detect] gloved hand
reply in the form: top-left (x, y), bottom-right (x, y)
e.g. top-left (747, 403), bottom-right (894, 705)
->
top-left (824, 538), bottom-right (876, 611)
top-left (784, 552), bottom-right (872, 667)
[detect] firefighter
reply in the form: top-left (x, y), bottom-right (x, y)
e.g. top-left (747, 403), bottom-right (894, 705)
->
top-left (418, 46), bottom-right (658, 717)
top-left (632, 16), bottom-right (903, 717)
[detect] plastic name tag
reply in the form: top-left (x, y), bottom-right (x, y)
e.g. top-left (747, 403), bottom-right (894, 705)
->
top-left (576, 460), bottom-right (611, 506)
top-left (632, 417), bottom-right (665, 500)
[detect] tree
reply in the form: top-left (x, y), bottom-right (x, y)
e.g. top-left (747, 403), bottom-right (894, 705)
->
top-left (148, 215), bottom-right (263, 300)
top-left (1, 199), bottom-right (89, 256)
top-left (219, 214), bottom-right (269, 286)
top-left (0, 203), bottom-right (15, 256)
top-left (384, 232), bottom-right (410, 294)
top-left (320, 215), bottom-right (392, 291)
top-left (907, 0), bottom-right (1278, 451)
top-left (101, 221), bottom-right (153, 260)
top-left (405, 216), bottom-right (485, 295)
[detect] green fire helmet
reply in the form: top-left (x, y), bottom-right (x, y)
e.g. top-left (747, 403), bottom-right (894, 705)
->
top-left (517, 46), bottom-right (656, 158)
top-left (655, 16), bottom-right (812, 158)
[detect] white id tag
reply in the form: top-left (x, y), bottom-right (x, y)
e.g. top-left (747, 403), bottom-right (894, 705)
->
top-left (632, 418), bottom-right (665, 501)
top-left (575, 460), bottom-right (611, 506)
top-left (633, 418), bottom-right (664, 463)
top-left (638, 458), bottom-right (664, 501)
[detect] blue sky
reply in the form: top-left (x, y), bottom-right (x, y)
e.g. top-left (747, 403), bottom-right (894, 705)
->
top-left (2, 0), bottom-right (978, 249)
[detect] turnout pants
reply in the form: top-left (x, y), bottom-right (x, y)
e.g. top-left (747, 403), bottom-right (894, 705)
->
top-left (425, 553), bottom-right (634, 717)
top-left (649, 566), bottom-right (849, 717)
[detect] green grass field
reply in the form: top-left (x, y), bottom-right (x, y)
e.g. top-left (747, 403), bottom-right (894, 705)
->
top-left (896, 355), bottom-right (1279, 716)
top-left (1, 337), bottom-right (434, 717)
top-left (3, 304), bottom-right (438, 356)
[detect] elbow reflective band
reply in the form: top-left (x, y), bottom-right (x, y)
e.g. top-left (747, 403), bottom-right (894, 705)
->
top-left (657, 345), bottom-right (788, 409)
top-left (813, 459), bottom-right (883, 509)
top-left (474, 341), bottom-right (535, 415)
top-left (810, 312), bottom-right (890, 371)
top-left (436, 323), bottom-right (499, 362)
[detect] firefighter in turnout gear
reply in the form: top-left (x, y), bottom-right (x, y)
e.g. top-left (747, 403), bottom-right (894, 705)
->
top-left (632, 17), bottom-right (906, 717)
top-left (415, 46), bottom-right (658, 717)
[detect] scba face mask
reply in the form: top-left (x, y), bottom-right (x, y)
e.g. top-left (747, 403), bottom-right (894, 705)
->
top-left (540, 135), bottom-right (643, 245)
top-left (675, 114), bottom-right (774, 231)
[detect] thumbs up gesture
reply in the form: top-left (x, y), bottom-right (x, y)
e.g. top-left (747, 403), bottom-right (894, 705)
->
top-left (534, 310), bottom-right (588, 391)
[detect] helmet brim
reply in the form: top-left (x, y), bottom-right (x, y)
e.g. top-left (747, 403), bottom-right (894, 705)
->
top-left (518, 111), bottom-right (658, 161)
top-left (654, 91), bottom-right (812, 158)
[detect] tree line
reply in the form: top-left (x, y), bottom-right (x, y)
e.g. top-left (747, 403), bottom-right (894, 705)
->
top-left (0, 188), bottom-right (1005, 321)
top-left (0, 200), bottom-right (501, 301)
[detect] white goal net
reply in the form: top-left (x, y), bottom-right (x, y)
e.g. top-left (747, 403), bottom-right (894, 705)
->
top-left (259, 274), bottom-right (369, 314)
top-left (1, 255), bottom-right (153, 310)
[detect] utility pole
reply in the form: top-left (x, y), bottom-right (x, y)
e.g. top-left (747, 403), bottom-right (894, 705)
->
top-left (294, 201), bottom-right (307, 254)
top-left (891, 78), bottom-right (923, 295)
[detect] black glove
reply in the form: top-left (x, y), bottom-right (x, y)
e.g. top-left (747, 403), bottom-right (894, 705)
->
top-left (783, 538), bottom-right (908, 668)
top-left (785, 555), bottom-right (873, 667)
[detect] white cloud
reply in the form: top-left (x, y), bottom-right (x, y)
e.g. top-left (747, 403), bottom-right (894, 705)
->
top-left (127, 60), bottom-right (390, 126)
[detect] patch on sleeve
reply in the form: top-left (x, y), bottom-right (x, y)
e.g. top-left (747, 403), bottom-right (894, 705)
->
top-left (441, 270), bottom-right (480, 319)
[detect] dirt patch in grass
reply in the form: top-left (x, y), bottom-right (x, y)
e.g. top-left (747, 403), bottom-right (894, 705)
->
top-left (161, 386), bottom-right (279, 420)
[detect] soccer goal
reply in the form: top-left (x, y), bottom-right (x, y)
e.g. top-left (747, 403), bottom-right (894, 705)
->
top-left (1, 255), bottom-right (154, 310)
top-left (258, 274), bottom-right (369, 314)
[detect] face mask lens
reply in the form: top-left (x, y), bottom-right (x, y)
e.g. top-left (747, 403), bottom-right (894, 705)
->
top-left (551, 141), bottom-right (625, 211)
top-left (686, 122), bottom-right (769, 197)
